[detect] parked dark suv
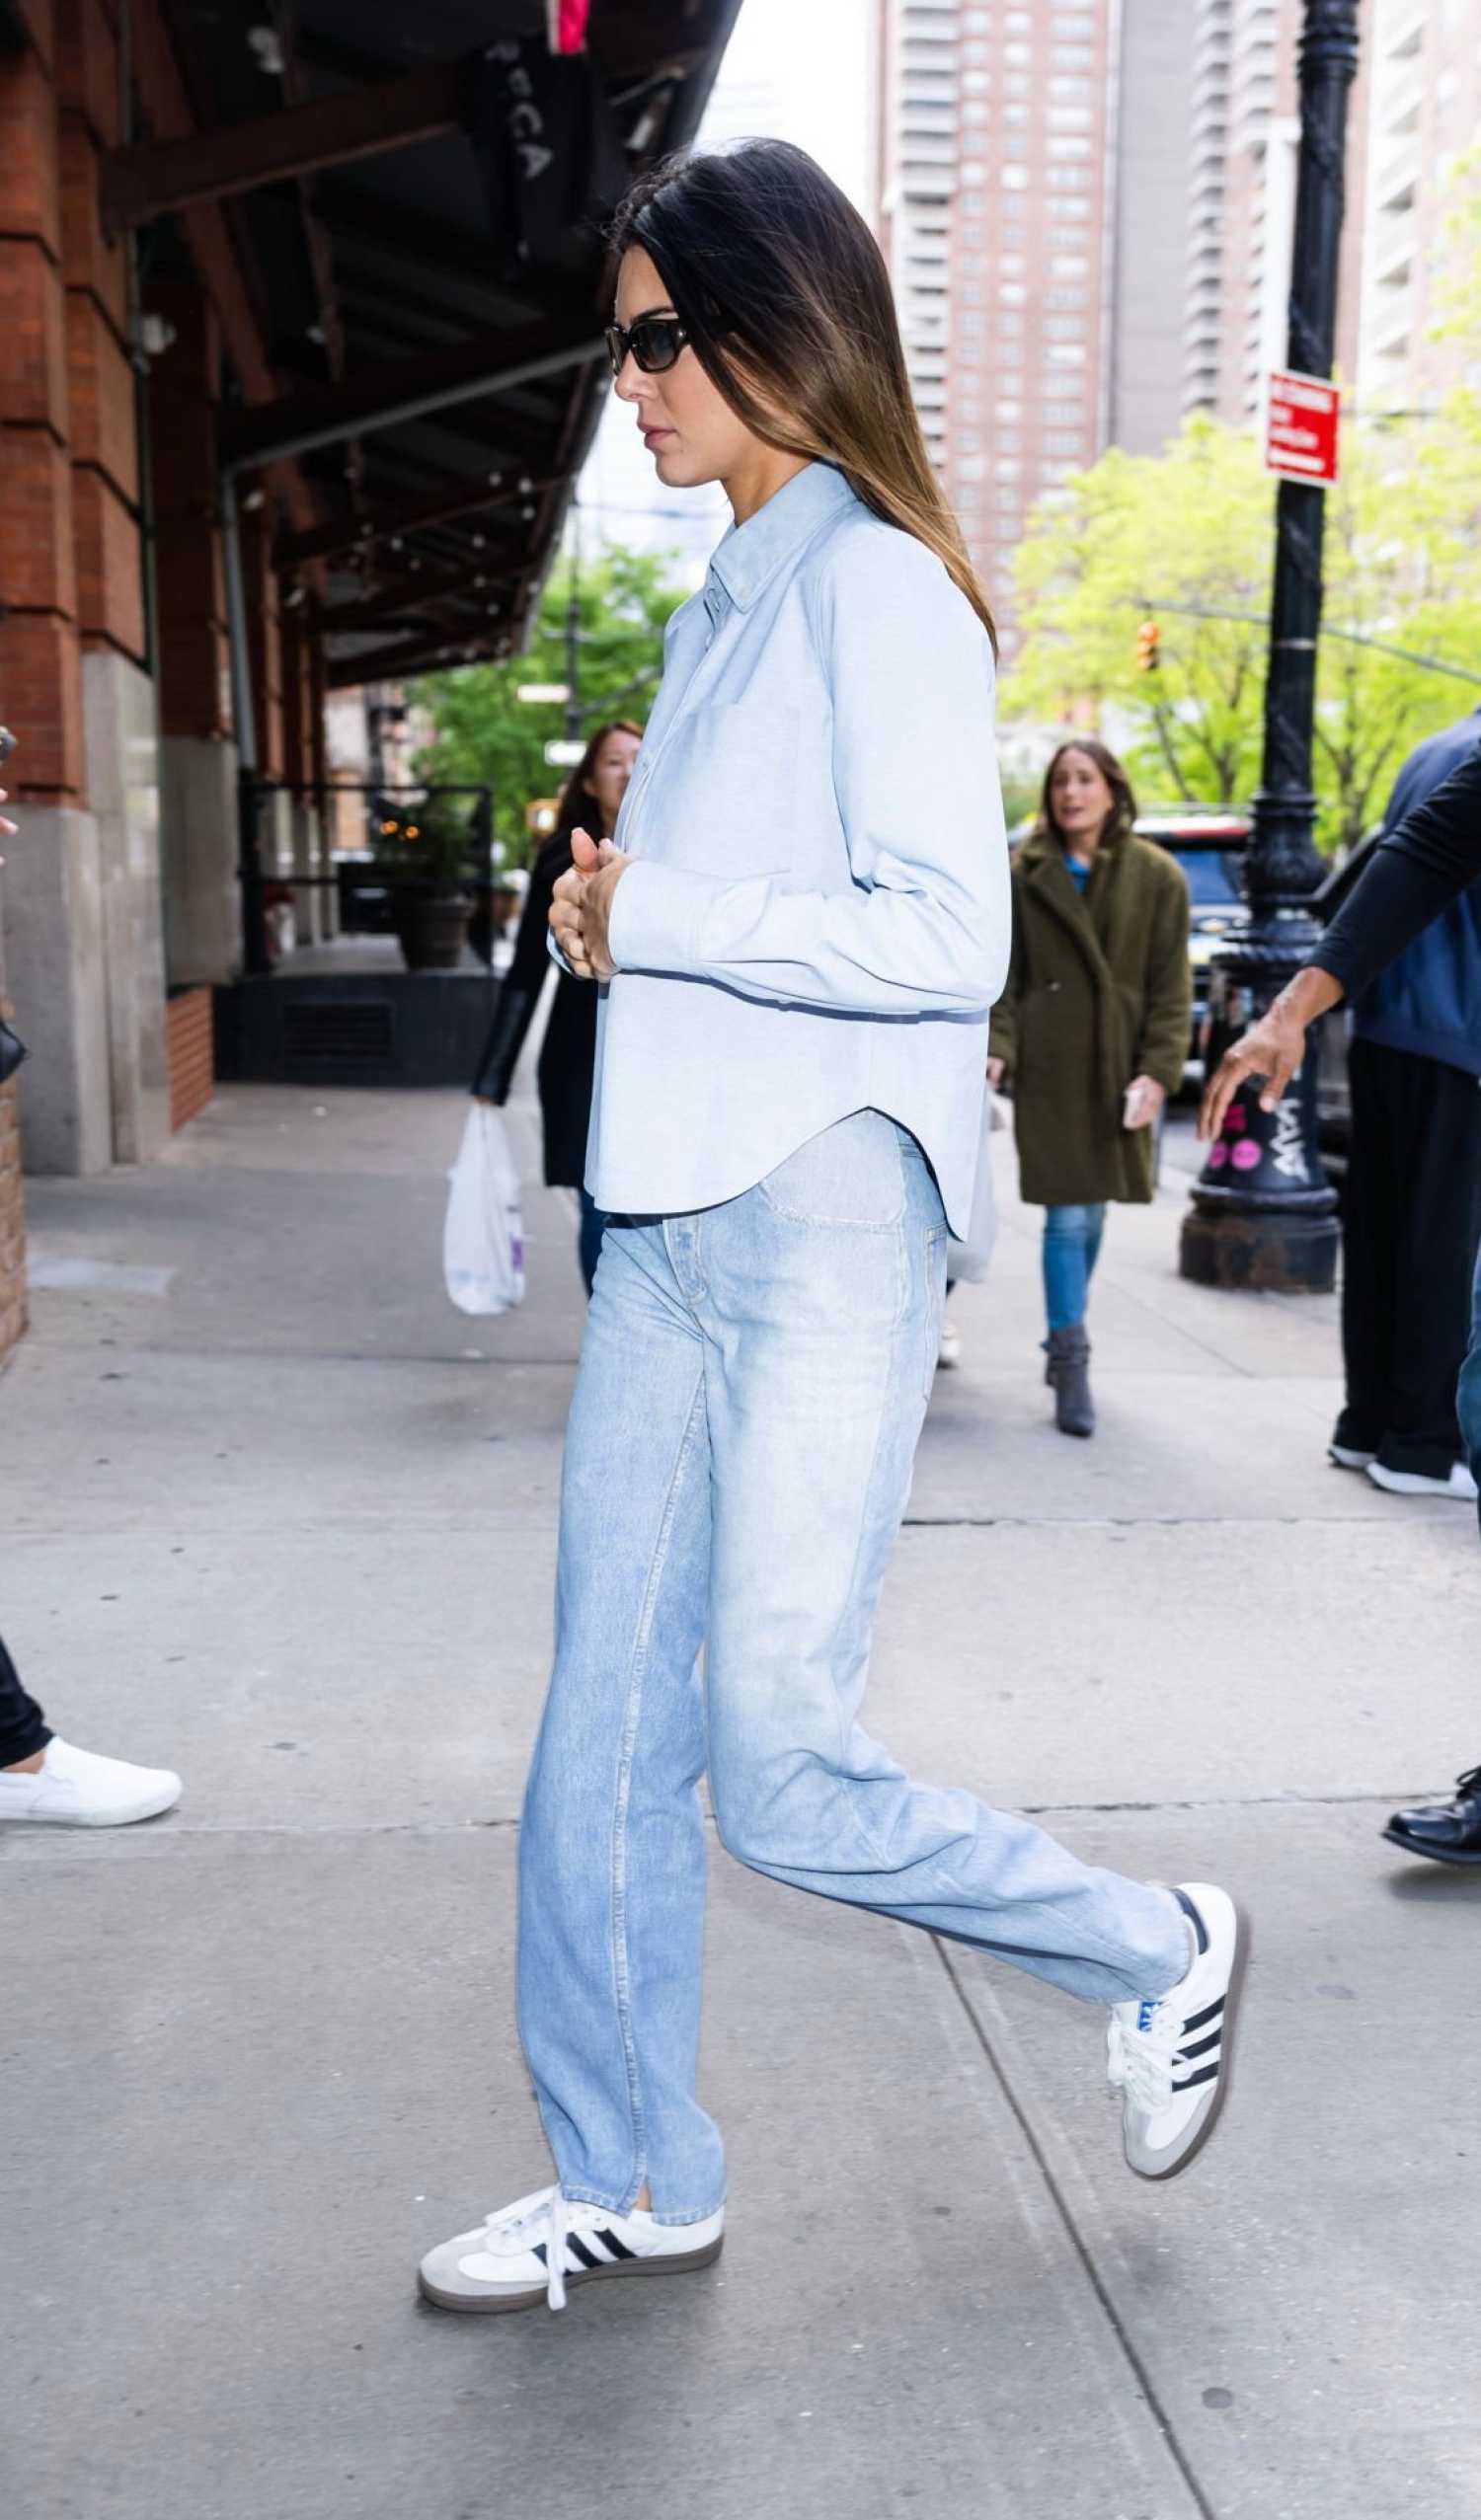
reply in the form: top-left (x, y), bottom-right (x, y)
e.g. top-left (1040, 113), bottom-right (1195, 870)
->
top-left (1136, 805), bottom-right (1251, 1066)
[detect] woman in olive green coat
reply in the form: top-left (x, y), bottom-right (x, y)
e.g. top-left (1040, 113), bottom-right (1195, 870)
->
top-left (988, 739), bottom-right (1191, 1437)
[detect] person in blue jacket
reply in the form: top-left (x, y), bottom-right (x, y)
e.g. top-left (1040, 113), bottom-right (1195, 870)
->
top-left (1329, 707), bottom-right (1481, 1501)
top-left (1205, 728), bottom-right (1481, 1859)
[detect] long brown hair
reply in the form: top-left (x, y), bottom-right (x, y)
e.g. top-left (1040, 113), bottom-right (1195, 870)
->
top-left (554, 718), bottom-right (643, 840)
top-left (609, 141), bottom-right (996, 651)
top-left (1039, 738), bottom-right (1137, 852)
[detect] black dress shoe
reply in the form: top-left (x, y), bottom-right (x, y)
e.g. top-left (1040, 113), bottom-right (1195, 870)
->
top-left (1382, 1767), bottom-right (1481, 1866)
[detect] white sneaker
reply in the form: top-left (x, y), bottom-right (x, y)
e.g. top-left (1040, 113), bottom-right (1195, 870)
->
top-left (1366, 1459), bottom-right (1478, 1501)
top-left (1328, 1442), bottom-right (1376, 1471)
top-left (419, 2184), bottom-right (725, 2315)
top-left (0, 1736), bottom-right (182, 1828)
top-left (937, 1317), bottom-right (962, 1370)
top-left (1108, 1882), bottom-right (1247, 2180)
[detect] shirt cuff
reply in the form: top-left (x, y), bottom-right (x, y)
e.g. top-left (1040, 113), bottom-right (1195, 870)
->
top-left (607, 860), bottom-right (714, 977)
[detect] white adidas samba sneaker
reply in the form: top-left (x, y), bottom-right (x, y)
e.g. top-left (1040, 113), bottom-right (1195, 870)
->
top-left (419, 2185), bottom-right (725, 2314)
top-left (1108, 1882), bottom-right (1246, 2179)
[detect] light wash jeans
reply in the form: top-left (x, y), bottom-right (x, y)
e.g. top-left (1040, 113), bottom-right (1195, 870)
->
top-left (517, 1110), bottom-right (1188, 2223)
top-left (1043, 1201), bottom-right (1108, 1334)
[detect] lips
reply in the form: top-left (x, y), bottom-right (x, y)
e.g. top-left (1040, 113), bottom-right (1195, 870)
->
top-left (641, 425), bottom-right (675, 447)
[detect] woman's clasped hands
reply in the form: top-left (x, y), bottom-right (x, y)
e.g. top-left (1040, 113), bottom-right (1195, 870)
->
top-left (549, 827), bottom-right (632, 983)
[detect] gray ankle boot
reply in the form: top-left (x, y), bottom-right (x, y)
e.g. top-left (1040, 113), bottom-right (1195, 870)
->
top-left (1044, 1327), bottom-right (1095, 1437)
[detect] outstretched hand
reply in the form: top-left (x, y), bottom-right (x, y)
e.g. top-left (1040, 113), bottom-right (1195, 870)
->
top-left (549, 825), bottom-right (632, 983)
top-left (1199, 967), bottom-right (1344, 1140)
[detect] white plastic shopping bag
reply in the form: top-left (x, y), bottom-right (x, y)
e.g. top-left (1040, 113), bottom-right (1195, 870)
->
top-left (946, 1092), bottom-right (1001, 1285)
top-left (443, 1106), bottom-right (526, 1315)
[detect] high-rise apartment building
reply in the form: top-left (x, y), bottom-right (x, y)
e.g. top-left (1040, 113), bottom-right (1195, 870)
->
top-left (1180, 0), bottom-right (1368, 426)
top-left (873, 0), bottom-right (1118, 648)
top-left (1359, 0), bottom-right (1481, 414)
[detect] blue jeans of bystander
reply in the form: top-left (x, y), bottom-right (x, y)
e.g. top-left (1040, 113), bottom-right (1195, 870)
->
top-left (1043, 1201), bottom-right (1108, 1334)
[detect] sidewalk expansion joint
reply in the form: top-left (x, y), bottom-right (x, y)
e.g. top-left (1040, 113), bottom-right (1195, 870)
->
top-left (931, 1935), bottom-right (1218, 2520)
top-left (0, 1787), bottom-right (1432, 1864)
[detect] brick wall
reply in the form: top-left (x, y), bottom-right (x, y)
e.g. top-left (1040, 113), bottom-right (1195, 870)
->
top-left (165, 984), bottom-right (213, 1132)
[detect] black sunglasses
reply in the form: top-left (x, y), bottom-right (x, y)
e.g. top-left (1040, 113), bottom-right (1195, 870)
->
top-left (605, 313), bottom-right (690, 377)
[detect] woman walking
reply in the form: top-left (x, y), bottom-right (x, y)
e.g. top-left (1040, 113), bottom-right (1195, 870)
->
top-left (988, 742), bottom-right (1191, 1437)
top-left (420, 144), bottom-right (1242, 2319)
top-left (471, 720), bottom-right (642, 1293)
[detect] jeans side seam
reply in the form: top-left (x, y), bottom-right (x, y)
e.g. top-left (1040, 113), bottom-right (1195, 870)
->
top-left (819, 1210), bottom-right (913, 1863)
top-left (607, 1366), bottom-right (709, 2212)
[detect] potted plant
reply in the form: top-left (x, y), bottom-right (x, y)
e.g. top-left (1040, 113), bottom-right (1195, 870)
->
top-left (379, 801), bottom-right (477, 971)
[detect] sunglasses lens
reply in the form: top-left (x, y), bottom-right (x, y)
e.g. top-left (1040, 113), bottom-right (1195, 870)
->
top-left (633, 320), bottom-right (681, 374)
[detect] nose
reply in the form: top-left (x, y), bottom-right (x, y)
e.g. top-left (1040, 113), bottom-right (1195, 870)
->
top-left (613, 352), bottom-right (644, 403)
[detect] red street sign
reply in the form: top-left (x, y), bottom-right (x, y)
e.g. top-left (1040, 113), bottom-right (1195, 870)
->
top-left (1264, 369), bottom-right (1341, 485)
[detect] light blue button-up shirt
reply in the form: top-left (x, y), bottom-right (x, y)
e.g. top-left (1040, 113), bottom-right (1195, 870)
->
top-left (580, 460), bottom-right (1010, 1236)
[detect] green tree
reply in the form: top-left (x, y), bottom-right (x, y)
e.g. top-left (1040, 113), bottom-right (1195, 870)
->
top-left (413, 543), bottom-right (690, 858)
top-left (1006, 407), bottom-right (1481, 850)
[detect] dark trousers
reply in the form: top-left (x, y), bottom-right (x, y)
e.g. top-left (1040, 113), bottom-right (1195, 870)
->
top-left (0, 1633), bottom-right (50, 1767)
top-left (1338, 1038), bottom-right (1481, 1478)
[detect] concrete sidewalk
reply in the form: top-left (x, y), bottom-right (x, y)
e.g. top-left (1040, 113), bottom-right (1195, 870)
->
top-left (4, 1086), bottom-right (1478, 2520)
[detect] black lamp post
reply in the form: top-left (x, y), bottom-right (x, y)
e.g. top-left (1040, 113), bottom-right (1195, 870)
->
top-left (1180, 0), bottom-right (1361, 1293)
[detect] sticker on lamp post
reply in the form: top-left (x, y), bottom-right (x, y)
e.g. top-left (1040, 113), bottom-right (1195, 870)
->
top-left (1264, 369), bottom-right (1341, 485)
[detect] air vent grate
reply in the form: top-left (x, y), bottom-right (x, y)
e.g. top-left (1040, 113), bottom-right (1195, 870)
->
top-left (281, 1000), bottom-right (394, 1064)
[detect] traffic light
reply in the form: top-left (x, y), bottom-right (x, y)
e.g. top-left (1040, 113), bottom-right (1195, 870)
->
top-left (1136, 618), bottom-right (1161, 673)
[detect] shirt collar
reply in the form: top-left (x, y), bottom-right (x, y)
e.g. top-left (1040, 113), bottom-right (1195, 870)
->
top-left (707, 461), bottom-right (859, 613)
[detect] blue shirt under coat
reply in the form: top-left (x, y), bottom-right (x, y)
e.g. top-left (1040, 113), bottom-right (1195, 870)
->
top-left (569, 461), bottom-right (1010, 1235)
top-left (1352, 707), bottom-right (1481, 1079)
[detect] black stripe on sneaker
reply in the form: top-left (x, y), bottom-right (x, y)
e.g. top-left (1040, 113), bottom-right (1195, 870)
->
top-left (597, 2228), bottom-right (636, 2260)
top-left (1179, 2026), bottom-right (1223, 2062)
top-left (1172, 2060), bottom-right (1220, 2091)
top-left (1172, 1887), bottom-right (1208, 1952)
top-left (566, 2236), bottom-right (602, 2271)
top-left (1183, 1996), bottom-right (1224, 2034)
top-left (531, 2242), bottom-right (548, 2265)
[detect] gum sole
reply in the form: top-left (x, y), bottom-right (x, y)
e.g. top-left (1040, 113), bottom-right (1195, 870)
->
top-left (418, 2235), bottom-right (724, 2314)
top-left (1128, 1901), bottom-right (1251, 2182)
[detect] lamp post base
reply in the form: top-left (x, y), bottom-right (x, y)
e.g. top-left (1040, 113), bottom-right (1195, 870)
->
top-left (1180, 1197), bottom-right (1339, 1293)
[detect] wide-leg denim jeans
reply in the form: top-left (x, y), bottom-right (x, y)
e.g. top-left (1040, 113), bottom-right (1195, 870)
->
top-left (517, 1109), bottom-right (1189, 2223)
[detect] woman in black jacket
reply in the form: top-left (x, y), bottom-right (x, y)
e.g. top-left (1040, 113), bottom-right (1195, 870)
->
top-left (471, 719), bottom-right (642, 1291)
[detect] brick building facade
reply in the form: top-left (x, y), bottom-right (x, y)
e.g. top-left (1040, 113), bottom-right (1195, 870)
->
top-left (0, 0), bottom-right (734, 1371)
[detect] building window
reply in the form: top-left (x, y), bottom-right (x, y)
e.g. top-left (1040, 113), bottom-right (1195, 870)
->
top-left (1049, 203), bottom-right (1090, 227)
top-left (1050, 74), bottom-right (1092, 99)
top-left (1045, 317), bottom-right (1085, 338)
top-left (1048, 343), bottom-right (1087, 365)
top-left (1004, 42), bottom-right (1031, 65)
top-left (1048, 135), bottom-right (1092, 158)
top-left (1001, 164), bottom-right (1029, 189)
top-left (1050, 254), bottom-right (1090, 277)
top-left (963, 224), bottom-right (986, 248)
top-left (996, 398), bottom-right (1023, 420)
top-left (997, 312), bottom-right (1024, 334)
top-left (963, 69), bottom-right (990, 93)
top-left (1048, 166), bottom-right (1091, 190)
top-left (1047, 288), bottom-right (1088, 309)
top-left (998, 281), bottom-right (1027, 304)
top-left (1052, 43), bottom-right (1095, 69)
top-left (1044, 431), bottom-right (1085, 454)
